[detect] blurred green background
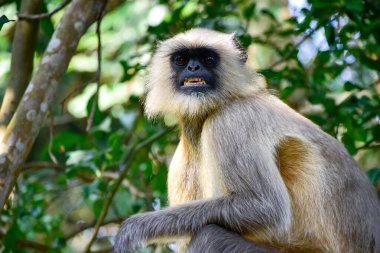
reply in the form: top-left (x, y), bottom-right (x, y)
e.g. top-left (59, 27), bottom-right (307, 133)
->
top-left (0, 0), bottom-right (379, 252)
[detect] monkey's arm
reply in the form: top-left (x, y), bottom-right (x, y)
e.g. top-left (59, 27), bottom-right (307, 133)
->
top-left (113, 193), bottom-right (285, 253)
top-left (113, 146), bottom-right (290, 253)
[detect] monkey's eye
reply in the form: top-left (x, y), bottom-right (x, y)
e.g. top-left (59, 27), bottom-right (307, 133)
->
top-left (174, 55), bottom-right (189, 66)
top-left (203, 55), bottom-right (216, 66)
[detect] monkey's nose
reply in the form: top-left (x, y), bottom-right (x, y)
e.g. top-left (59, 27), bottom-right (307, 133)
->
top-left (187, 60), bottom-right (201, 72)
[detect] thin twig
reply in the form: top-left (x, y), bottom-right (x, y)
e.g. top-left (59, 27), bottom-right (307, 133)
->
top-left (18, 0), bottom-right (71, 20)
top-left (84, 127), bottom-right (175, 253)
top-left (86, 4), bottom-right (105, 132)
top-left (357, 144), bottom-right (380, 151)
top-left (357, 138), bottom-right (380, 151)
top-left (45, 114), bottom-right (84, 127)
top-left (23, 161), bottom-right (66, 171)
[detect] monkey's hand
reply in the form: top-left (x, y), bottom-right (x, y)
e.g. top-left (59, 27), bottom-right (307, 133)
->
top-left (112, 213), bottom-right (149, 253)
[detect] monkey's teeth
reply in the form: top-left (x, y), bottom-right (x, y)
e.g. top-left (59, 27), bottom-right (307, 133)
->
top-left (183, 78), bottom-right (207, 86)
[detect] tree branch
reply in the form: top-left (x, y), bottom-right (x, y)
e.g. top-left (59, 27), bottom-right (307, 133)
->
top-left (65, 217), bottom-right (125, 240)
top-left (0, 0), bottom-right (111, 211)
top-left (15, 239), bottom-right (51, 252)
top-left (0, 0), bottom-right (43, 130)
top-left (18, 0), bottom-right (71, 20)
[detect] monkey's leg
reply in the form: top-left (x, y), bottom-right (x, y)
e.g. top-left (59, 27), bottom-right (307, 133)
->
top-left (187, 224), bottom-right (277, 253)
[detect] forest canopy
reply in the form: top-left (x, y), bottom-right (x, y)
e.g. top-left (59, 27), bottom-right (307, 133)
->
top-left (0, 0), bottom-right (379, 252)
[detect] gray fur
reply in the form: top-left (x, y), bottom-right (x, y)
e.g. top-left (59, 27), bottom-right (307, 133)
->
top-left (113, 192), bottom-right (285, 253)
top-left (187, 224), bottom-right (276, 253)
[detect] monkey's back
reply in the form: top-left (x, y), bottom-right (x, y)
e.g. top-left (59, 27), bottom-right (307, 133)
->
top-left (210, 93), bottom-right (380, 252)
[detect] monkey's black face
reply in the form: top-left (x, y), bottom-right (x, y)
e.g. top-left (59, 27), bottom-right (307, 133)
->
top-left (170, 47), bottom-right (219, 94)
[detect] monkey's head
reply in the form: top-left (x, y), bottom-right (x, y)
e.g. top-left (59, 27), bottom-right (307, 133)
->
top-left (145, 28), bottom-right (264, 119)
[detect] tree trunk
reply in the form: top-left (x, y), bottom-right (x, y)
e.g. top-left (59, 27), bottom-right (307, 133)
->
top-left (0, 0), bottom-right (110, 211)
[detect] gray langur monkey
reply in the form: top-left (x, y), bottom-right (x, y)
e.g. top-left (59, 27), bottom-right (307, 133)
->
top-left (113, 28), bottom-right (380, 253)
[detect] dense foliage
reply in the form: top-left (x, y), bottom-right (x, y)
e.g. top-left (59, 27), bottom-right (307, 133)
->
top-left (0, 0), bottom-right (379, 252)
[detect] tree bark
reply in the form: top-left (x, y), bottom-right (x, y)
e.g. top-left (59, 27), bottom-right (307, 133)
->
top-left (0, 0), bottom-right (43, 130)
top-left (0, 0), bottom-right (117, 211)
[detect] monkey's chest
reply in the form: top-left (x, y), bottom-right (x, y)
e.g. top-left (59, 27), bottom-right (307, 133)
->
top-left (168, 145), bottom-right (227, 206)
top-left (198, 157), bottom-right (228, 199)
top-left (167, 161), bottom-right (201, 205)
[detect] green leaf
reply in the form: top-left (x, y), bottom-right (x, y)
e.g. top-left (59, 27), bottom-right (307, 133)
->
top-left (120, 60), bottom-right (141, 82)
top-left (114, 189), bottom-right (133, 215)
top-left (0, 15), bottom-right (14, 31)
top-left (373, 125), bottom-right (380, 141)
top-left (261, 9), bottom-right (277, 22)
top-left (280, 86), bottom-right (295, 99)
top-left (238, 34), bottom-right (252, 48)
top-left (93, 198), bottom-right (105, 218)
top-left (4, 223), bottom-right (22, 249)
top-left (342, 133), bottom-right (357, 155)
top-left (324, 24), bottom-right (335, 46)
top-left (367, 168), bottom-right (380, 185)
top-left (86, 93), bottom-right (104, 129)
top-left (243, 3), bottom-right (256, 20)
top-left (180, 2), bottom-right (197, 18)
top-left (315, 51), bottom-right (331, 65)
top-left (310, 1), bottom-right (335, 8)
top-left (323, 98), bottom-right (336, 111)
top-left (344, 81), bottom-right (359, 91)
top-left (350, 48), bottom-right (380, 71)
top-left (345, 0), bottom-right (364, 12)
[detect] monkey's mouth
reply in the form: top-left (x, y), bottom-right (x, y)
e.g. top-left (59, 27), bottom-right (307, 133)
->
top-left (183, 77), bottom-right (207, 86)
top-left (178, 75), bottom-right (214, 94)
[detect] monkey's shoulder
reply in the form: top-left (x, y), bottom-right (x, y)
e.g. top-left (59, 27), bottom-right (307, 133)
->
top-left (206, 94), bottom-right (317, 136)
top-left (204, 93), bottom-right (349, 156)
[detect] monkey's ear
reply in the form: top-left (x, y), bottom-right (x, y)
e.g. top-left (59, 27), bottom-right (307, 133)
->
top-left (231, 35), bottom-right (248, 63)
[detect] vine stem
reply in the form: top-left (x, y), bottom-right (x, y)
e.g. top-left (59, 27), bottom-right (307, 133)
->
top-left (86, 0), bottom-right (106, 132)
